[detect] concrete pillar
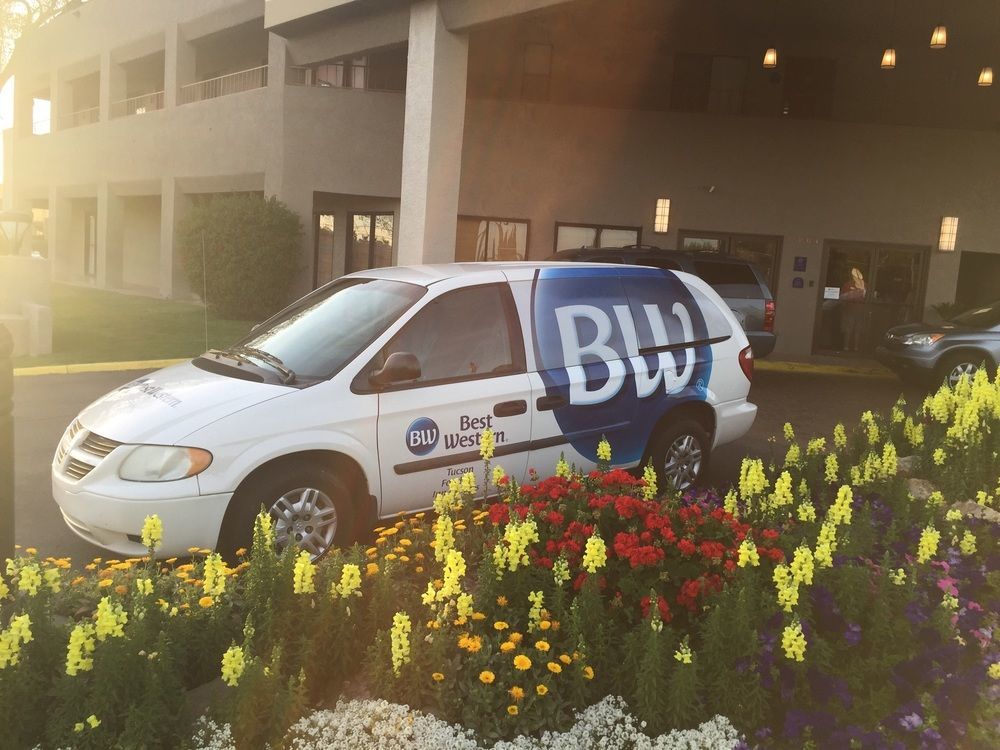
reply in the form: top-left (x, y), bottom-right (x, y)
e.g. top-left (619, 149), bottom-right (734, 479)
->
top-left (396, 0), bottom-right (469, 266)
top-left (2, 131), bottom-right (12, 210)
top-left (100, 51), bottom-right (125, 121)
top-left (165, 24), bottom-right (195, 108)
top-left (97, 182), bottom-right (124, 288)
top-left (50, 69), bottom-right (70, 132)
top-left (159, 176), bottom-right (192, 298)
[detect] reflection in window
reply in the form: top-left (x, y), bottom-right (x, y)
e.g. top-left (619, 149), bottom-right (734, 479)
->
top-left (382, 285), bottom-right (516, 384)
top-left (314, 214), bottom-right (335, 287)
top-left (555, 223), bottom-right (640, 252)
top-left (349, 213), bottom-right (394, 273)
top-left (456, 217), bottom-right (528, 261)
top-left (680, 231), bottom-right (781, 293)
top-left (310, 47), bottom-right (406, 92)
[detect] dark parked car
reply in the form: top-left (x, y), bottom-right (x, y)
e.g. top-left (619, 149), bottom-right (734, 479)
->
top-left (548, 245), bottom-right (776, 357)
top-left (875, 299), bottom-right (1000, 387)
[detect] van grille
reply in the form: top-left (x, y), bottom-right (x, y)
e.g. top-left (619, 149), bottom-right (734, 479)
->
top-left (80, 432), bottom-right (122, 459)
top-left (64, 457), bottom-right (96, 480)
top-left (55, 419), bottom-right (83, 464)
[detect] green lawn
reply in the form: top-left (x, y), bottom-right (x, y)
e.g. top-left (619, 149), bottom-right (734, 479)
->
top-left (13, 284), bottom-right (255, 368)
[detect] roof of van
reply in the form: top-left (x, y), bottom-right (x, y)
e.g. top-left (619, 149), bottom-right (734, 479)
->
top-left (347, 261), bottom-right (683, 287)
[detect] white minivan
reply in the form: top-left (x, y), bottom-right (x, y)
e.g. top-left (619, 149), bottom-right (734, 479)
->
top-left (52, 263), bottom-right (757, 558)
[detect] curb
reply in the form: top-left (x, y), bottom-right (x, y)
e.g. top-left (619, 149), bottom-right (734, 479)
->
top-left (13, 358), bottom-right (187, 378)
top-left (12, 357), bottom-right (896, 380)
top-left (756, 359), bottom-right (896, 379)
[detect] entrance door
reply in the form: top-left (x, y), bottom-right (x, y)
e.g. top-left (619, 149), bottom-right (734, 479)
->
top-left (815, 241), bottom-right (927, 355)
top-left (348, 213), bottom-right (394, 273)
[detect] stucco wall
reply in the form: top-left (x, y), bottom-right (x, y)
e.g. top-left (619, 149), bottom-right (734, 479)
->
top-left (459, 100), bottom-right (1000, 355)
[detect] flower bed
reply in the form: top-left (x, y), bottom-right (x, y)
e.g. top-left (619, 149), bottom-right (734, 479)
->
top-left (1, 372), bottom-right (998, 749)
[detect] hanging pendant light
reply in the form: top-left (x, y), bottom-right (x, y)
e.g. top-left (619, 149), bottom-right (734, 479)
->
top-left (978, 66), bottom-right (994, 86)
top-left (763, 47), bottom-right (778, 68)
top-left (929, 25), bottom-right (947, 49)
top-left (881, 48), bottom-right (897, 69)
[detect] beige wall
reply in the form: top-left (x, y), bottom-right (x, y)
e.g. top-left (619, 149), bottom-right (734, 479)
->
top-left (457, 99), bottom-right (1000, 354)
top-left (121, 195), bottom-right (161, 290)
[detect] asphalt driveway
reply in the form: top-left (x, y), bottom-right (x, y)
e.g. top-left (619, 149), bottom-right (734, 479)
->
top-left (10, 367), bottom-right (925, 561)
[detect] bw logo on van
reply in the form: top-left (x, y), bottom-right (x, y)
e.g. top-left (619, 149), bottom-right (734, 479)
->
top-left (406, 417), bottom-right (439, 456)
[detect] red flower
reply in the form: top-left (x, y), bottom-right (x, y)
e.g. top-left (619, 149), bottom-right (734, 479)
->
top-left (677, 538), bottom-right (697, 556)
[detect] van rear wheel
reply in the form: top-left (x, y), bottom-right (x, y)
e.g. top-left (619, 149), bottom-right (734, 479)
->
top-left (217, 460), bottom-right (354, 561)
top-left (648, 418), bottom-right (711, 492)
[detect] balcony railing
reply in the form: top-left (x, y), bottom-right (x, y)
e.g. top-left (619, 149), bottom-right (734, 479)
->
top-left (180, 65), bottom-right (268, 104)
top-left (58, 106), bottom-right (100, 129)
top-left (111, 91), bottom-right (164, 118)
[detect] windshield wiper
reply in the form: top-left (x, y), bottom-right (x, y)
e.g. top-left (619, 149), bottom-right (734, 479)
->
top-left (232, 345), bottom-right (297, 384)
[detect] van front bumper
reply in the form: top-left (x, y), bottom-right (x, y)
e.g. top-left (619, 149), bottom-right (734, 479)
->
top-left (53, 473), bottom-right (233, 558)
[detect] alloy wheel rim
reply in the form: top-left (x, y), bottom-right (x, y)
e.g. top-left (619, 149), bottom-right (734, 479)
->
top-left (269, 487), bottom-right (338, 559)
top-left (947, 362), bottom-right (977, 388)
top-left (663, 434), bottom-right (703, 490)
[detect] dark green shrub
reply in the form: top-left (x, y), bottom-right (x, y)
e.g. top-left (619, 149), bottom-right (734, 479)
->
top-left (178, 194), bottom-right (303, 320)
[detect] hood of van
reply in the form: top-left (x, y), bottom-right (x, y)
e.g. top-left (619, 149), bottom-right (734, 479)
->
top-left (77, 361), bottom-right (294, 446)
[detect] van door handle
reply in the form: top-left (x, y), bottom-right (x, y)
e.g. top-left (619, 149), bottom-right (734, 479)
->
top-left (493, 400), bottom-right (527, 417)
top-left (536, 394), bottom-right (567, 411)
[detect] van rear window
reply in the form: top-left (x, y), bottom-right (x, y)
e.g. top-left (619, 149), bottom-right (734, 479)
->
top-left (692, 260), bottom-right (764, 300)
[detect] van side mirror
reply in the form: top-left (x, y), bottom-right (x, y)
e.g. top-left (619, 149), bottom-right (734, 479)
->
top-left (370, 351), bottom-right (421, 387)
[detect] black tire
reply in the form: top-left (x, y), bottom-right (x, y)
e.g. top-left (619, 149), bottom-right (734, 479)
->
top-left (217, 459), bottom-right (355, 561)
top-left (647, 418), bottom-right (712, 493)
top-left (936, 353), bottom-right (988, 389)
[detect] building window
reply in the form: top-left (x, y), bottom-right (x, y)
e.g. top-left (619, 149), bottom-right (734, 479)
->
top-left (456, 217), bottom-right (529, 262)
top-left (310, 46), bottom-right (406, 92)
top-left (670, 54), bottom-right (747, 115)
top-left (679, 230), bottom-right (782, 292)
top-left (349, 213), bottom-right (394, 273)
top-left (314, 213), bottom-right (336, 288)
top-left (555, 222), bottom-right (641, 252)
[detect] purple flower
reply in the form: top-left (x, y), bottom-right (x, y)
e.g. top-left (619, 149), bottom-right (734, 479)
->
top-left (845, 623), bottom-right (862, 646)
top-left (899, 713), bottom-right (923, 731)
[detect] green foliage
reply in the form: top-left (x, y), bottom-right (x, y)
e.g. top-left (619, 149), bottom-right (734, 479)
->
top-left (178, 193), bottom-right (303, 320)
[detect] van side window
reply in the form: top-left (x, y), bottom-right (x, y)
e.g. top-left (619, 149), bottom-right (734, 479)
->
top-left (380, 284), bottom-right (522, 386)
top-left (637, 256), bottom-right (682, 271)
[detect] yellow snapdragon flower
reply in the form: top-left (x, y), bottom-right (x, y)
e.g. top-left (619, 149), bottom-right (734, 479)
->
top-left (582, 533), bottom-right (607, 574)
top-left (292, 550), bottom-right (316, 594)
top-left (479, 428), bottom-right (496, 462)
top-left (916, 524), bottom-right (941, 564)
top-left (390, 612), bottom-right (411, 675)
top-left (141, 514), bottom-right (163, 551)
top-left (781, 619), bottom-right (807, 662)
top-left (221, 645), bottom-right (246, 686)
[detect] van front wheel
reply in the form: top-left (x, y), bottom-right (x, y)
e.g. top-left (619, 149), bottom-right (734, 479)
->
top-left (648, 419), bottom-right (711, 492)
top-left (218, 460), bottom-right (354, 561)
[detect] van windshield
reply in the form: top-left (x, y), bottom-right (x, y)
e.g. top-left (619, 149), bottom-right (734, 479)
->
top-left (236, 278), bottom-right (425, 381)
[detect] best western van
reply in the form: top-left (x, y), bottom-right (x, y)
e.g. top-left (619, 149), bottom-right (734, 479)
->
top-left (52, 262), bottom-right (757, 558)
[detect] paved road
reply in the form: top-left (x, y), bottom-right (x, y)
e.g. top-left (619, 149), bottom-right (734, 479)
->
top-left (10, 368), bottom-right (925, 561)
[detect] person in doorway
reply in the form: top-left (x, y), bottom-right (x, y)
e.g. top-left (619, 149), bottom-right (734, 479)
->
top-left (839, 267), bottom-right (867, 352)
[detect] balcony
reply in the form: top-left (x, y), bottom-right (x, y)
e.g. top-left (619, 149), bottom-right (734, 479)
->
top-left (58, 106), bottom-right (100, 129)
top-left (111, 91), bottom-right (165, 118)
top-left (179, 65), bottom-right (268, 104)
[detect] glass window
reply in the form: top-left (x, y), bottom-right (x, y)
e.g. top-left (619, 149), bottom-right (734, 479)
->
top-left (456, 217), bottom-right (528, 261)
top-left (636, 256), bottom-right (682, 271)
top-left (314, 214), bottom-right (336, 288)
top-left (692, 260), bottom-right (764, 300)
top-left (679, 230), bottom-right (781, 293)
top-left (349, 213), bottom-right (394, 273)
top-left (555, 223), bottom-right (641, 252)
top-left (241, 278), bottom-right (424, 380)
top-left (381, 285), bottom-right (519, 385)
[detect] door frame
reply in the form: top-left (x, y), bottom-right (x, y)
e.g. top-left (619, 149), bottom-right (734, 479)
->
top-left (811, 238), bottom-right (931, 356)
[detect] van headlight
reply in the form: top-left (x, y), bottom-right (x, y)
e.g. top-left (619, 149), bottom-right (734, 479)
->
top-left (118, 446), bottom-right (213, 482)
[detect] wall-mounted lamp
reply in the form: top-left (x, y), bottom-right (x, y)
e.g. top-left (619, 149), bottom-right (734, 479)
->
top-left (763, 47), bottom-right (778, 68)
top-left (880, 48), bottom-right (897, 69)
top-left (654, 198), bottom-right (671, 233)
top-left (978, 66), bottom-right (994, 86)
top-left (930, 25), bottom-right (947, 49)
top-left (938, 216), bottom-right (959, 252)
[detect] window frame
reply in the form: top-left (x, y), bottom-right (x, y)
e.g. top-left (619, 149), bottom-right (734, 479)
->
top-left (356, 282), bottom-right (527, 393)
top-left (456, 214), bottom-right (531, 262)
top-left (677, 228), bottom-right (783, 292)
top-left (553, 222), bottom-right (643, 253)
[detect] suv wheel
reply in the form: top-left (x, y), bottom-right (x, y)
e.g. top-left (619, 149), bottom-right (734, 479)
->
top-left (938, 354), bottom-right (985, 388)
top-left (648, 418), bottom-right (711, 492)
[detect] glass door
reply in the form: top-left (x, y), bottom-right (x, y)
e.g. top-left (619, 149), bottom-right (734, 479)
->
top-left (348, 213), bottom-right (394, 273)
top-left (314, 213), bottom-right (335, 288)
top-left (814, 242), bottom-right (927, 355)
